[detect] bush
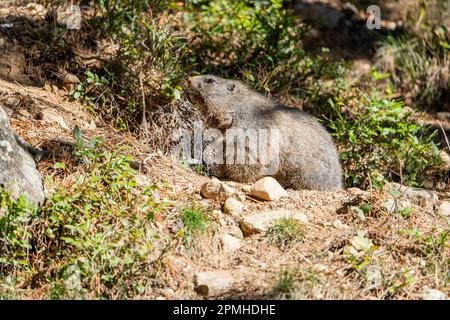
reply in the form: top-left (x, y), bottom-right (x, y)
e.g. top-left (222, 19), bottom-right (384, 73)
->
top-left (375, 0), bottom-right (450, 110)
top-left (0, 138), bottom-right (166, 298)
top-left (0, 191), bottom-right (39, 272)
top-left (326, 92), bottom-right (442, 189)
top-left (73, 14), bottom-right (189, 131)
top-left (183, 0), bottom-right (340, 98)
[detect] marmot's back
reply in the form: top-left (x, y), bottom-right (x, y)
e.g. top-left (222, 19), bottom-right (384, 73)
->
top-left (183, 75), bottom-right (344, 191)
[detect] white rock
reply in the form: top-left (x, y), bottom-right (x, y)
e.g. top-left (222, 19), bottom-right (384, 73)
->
top-left (220, 234), bottom-right (241, 252)
top-left (200, 179), bottom-right (236, 201)
top-left (439, 151), bottom-right (450, 171)
top-left (194, 271), bottom-right (234, 296)
top-left (437, 201), bottom-right (450, 216)
top-left (250, 177), bottom-right (287, 201)
top-left (223, 198), bottom-right (244, 215)
top-left (419, 289), bottom-right (446, 300)
top-left (333, 219), bottom-right (349, 230)
top-left (384, 182), bottom-right (438, 211)
top-left (135, 174), bottom-right (151, 187)
top-left (37, 108), bottom-right (70, 131)
top-left (239, 209), bottom-right (308, 236)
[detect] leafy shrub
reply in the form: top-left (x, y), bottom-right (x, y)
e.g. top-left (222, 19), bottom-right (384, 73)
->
top-left (183, 0), bottom-right (340, 97)
top-left (0, 136), bottom-right (166, 298)
top-left (179, 205), bottom-right (210, 246)
top-left (0, 191), bottom-right (39, 272)
top-left (327, 92), bottom-right (442, 189)
top-left (73, 16), bottom-right (188, 131)
top-left (375, 0), bottom-right (450, 110)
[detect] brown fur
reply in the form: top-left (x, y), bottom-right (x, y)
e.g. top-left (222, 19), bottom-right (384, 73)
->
top-left (183, 75), bottom-right (344, 191)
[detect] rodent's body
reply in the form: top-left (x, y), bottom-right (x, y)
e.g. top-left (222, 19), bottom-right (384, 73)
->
top-left (183, 75), bottom-right (344, 191)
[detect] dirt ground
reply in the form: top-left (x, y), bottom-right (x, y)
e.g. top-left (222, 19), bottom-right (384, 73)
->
top-left (0, 0), bottom-right (448, 300)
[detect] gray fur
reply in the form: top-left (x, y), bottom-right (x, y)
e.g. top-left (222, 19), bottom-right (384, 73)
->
top-left (183, 75), bottom-right (344, 191)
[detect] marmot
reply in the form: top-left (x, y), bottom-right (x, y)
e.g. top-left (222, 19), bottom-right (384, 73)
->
top-left (183, 75), bottom-right (344, 191)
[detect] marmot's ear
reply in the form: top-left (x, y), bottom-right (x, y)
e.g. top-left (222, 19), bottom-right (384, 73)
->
top-left (227, 83), bottom-right (236, 91)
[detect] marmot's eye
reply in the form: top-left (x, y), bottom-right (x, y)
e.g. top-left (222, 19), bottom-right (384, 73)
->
top-left (204, 78), bottom-right (216, 84)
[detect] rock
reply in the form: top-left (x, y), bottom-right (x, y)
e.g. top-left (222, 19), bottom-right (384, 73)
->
top-left (294, 3), bottom-right (344, 29)
top-left (223, 198), bottom-right (244, 215)
top-left (193, 193), bottom-right (202, 200)
top-left (311, 264), bottom-right (329, 273)
top-left (162, 288), bottom-right (175, 298)
top-left (250, 177), bottom-right (287, 201)
top-left (4, 96), bottom-right (21, 108)
top-left (241, 185), bottom-right (251, 193)
top-left (439, 151), bottom-right (450, 171)
top-left (200, 179), bottom-right (236, 201)
top-left (437, 201), bottom-right (450, 216)
top-left (135, 174), bottom-right (151, 187)
top-left (61, 72), bottom-right (80, 86)
top-left (436, 112), bottom-right (450, 121)
top-left (0, 106), bottom-right (44, 206)
top-left (194, 271), bottom-right (234, 296)
top-left (61, 72), bottom-right (80, 91)
top-left (419, 289), bottom-right (446, 300)
top-left (36, 108), bottom-right (70, 131)
top-left (220, 234), bottom-right (241, 252)
top-left (333, 219), bottom-right (349, 230)
top-left (226, 225), bottom-right (244, 239)
top-left (240, 209), bottom-right (308, 236)
top-left (237, 194), bottom-right (246, 202)
top-left (383, 183), bottom-right (438, 211)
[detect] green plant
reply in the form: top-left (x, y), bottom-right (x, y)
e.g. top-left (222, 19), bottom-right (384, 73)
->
top-left (266, 217), bottom-right (305, 250)
top-left (0, 190), bottom-right (39, 272)
top-left (179, 205), bottom-right (209, 245)
top-left (74, 8), bottom-right (188, 131)
top-left (183, 0), bottom-right (340, 98)
top-left (272, 270), bottom-right (295, 299)
top-left (327, 92), bottom-right (442, 189)
top-left (375, 0), bottom-right (450, 110)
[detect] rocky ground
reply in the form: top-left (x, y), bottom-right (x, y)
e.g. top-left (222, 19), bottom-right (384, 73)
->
top-left (0, 1), bottom-right (448, 300)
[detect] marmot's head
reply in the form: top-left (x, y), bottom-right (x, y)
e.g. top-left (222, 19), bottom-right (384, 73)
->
top-left (183, 75), bottom-right (249, 129)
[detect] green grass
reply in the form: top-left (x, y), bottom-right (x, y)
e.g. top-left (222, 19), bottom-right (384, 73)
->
top-left (266, 217), bottom-right (305, 250)
top-left (180, 205), bottom-right (210, 245)
top-left (272, 270), bottom-right (296, 299)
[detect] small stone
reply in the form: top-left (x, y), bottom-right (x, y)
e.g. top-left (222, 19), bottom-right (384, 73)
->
top-left (240, 209), bottom-right (308, 236)
top-left (223, 198), bottom-right (244, 215)
top-left (200, 179), bottom-right (236, 201)
top-left (343, 245), bottom-right (359, 256)
top-left (62, 72), bottom-right (80, 85)
top-left (382, 200), bottom-right (397, 214)
top-left (36, 109), bottom-right (70, 131)
top-left (384, 182), bottom-right (438, 211)
top-left (194, 271), bottom-right (234, 296)
top-left (238, 194), bottom-right (246, 202)
top-left (4, 96), bottom-right (21, 108)
top-left (439, 151), bottom-right (450, 171)
top-left (135, 174), bottom-right (151, 187)
top-left (437, 201), bottom-right (450, 216)
top-left (162, 288), bottom-right (175, 298)
top-left (311, 264), bottom-right (328, 273)
top-left (226, 225), bottom-right (244, 239)
top-left (241, 185), bottom-right (251, 193)
top-left (250, 177), bottom-right (287, 201)
top-left (193, 194), bottom-right (203, 200)
top-left (436, 112), bottom-right (450, 121)
top-left (333, 220), bottom-right (349, 230)
top-left (220, 234), bottom-right (241, 252)
top-left (419, 289), bottom-right (446, 300)
top-left (16, 108), bottom-right (31, 119)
